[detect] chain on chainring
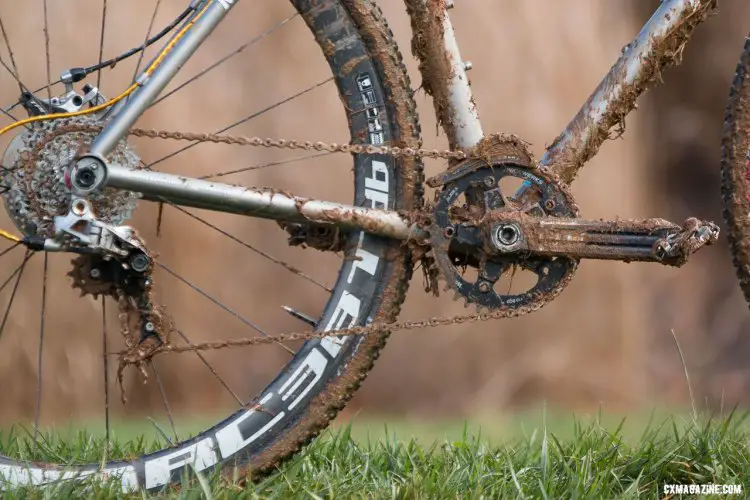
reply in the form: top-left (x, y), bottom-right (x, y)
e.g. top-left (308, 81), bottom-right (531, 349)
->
top-left (425, 135), bottom-right (579, 310)
top-left (0, 122), bottom-right (700, 376)
top-left (3, 120), bottom-right (713, 372)
top-left (96, 131), bottom-right (586, 367)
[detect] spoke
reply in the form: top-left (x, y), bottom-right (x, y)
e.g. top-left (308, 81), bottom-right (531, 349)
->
top-left (157, 262), bottom-right (295, 355)
top-left (0, 102), bottom-right (20, 123)
top-left (146, 77), bottom-right (333, 169)
top-left (176, 328), bottom-right (243, 407)
top-left (33, 252), bottom-right (48, 443)
top-left (42, 0), bottom-right (52, 102)
top-left (168, 203), bottom-right (331, 292)
top-left (0, 250), bottom-right (33, 344)
top-left (0, 241), bottom-right (21, 261)
top-left (102, 297), bottom-right (110, 445)
top-left (132, 0), bottom-right (162, 81)
top-left (147, 417), bottom-right (174, 446)
top-left (150, 361), bottom-right (178, 443)
top-left (200, 151), bottom-right (332, 180)
top-left (0, 56), bottom-right (28, 123)
top-left (0, 12), bottom-right (22, 93)
top-left (95, 0), bottom-right (108, 91)
top-left (152, 13), bottom-right (298, 108)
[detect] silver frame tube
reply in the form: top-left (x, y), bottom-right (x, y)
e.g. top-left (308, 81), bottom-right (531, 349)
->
top-left (104, 164), bottom-right (423, 241)
top-left (538, 0), bottom-right (715, 183)
top-left (82, 0), bottom-right (714, 243)
top-left (89, 0), bottom-right (237, 157)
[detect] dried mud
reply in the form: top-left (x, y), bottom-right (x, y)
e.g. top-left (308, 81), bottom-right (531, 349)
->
top-left (0, 0), bottom-right (748, 427)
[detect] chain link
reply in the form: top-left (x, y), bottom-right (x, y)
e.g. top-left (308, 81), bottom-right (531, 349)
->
top-left (128, 127), bottom-right (472, 161)
top-left (112, 127), bottom-right (571, 365)
top-left (118, 297), bottom-right (549, 363)
top-left (9, 122), bottom-right (716, 369)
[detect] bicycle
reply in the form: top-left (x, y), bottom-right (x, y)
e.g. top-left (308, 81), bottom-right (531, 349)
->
top-left (0, 0), bottom-right (744, 492)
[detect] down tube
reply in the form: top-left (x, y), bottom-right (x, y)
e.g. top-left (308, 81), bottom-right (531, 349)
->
top-left (538, 0), bottom-right (716, 184)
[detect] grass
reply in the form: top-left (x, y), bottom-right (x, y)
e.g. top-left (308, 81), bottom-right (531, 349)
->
top-left (1, 410), bottom-right (749, 498)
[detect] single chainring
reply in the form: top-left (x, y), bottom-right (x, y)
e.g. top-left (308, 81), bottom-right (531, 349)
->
top-left (427, 135), bottom-right (579, 310)
top-left (0, 116), bottom-right (142, 238)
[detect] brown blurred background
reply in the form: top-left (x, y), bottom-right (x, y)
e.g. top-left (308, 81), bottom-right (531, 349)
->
top-left (0, 1), bottom-right (749, 428)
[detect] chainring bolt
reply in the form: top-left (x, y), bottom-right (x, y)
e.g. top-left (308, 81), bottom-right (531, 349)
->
top-left (443, 226), bottom-right (456, 239)
top-left (483, 176), bottom-right (496, 188)
top-left (478, 281), bottom-right (492, 293)
top-left (544, 199), bottom-right (556, 210)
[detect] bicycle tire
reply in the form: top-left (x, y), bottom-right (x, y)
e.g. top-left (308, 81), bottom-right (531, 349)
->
top-left (0, 0), bottom-right (423, 492)
top-left (721, 36), bottom-right (750, 305)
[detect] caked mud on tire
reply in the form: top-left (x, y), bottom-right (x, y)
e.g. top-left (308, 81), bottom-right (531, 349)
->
top-left (721, 37), bottom-right (750, 304)
top-left (0, 0), bottom-right (423, 492)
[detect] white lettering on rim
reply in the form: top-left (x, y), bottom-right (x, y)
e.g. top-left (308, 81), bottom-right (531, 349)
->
top-left (144, 438), bottom-right (218, 489)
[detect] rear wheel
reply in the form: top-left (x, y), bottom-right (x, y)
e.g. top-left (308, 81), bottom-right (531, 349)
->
top-left (0, 0), bottom-right (421, 492)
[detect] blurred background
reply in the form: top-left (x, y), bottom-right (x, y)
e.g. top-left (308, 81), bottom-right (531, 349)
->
top-left (0, 0), bottom-right (749, 438)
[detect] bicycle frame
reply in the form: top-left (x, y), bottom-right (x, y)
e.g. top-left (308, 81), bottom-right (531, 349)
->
top-left (85, 0), bottom-right (716, 242)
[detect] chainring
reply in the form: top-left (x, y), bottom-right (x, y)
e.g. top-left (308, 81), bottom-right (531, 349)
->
top-left (427, 135), bottom-right (579, 310)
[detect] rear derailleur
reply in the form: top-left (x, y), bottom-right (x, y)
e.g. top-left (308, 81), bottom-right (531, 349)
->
top-left (25, 197), bottom-right (165, 379)
top-left (420, 135), bottom-right (719, 311)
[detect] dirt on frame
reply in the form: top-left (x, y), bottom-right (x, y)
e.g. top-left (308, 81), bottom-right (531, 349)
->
top-left (0, 0), bottom-right (748, 426)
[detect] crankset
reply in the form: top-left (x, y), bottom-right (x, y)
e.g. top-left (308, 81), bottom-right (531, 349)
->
top-left (424, 135), bottom-right (719, 310)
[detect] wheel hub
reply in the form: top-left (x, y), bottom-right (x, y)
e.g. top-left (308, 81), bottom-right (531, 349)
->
top-left (0, 116), bottom-right (142, 238)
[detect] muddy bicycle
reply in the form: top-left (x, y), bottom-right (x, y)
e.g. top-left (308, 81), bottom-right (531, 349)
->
top-left (0, 0), bottom-right (746, 492)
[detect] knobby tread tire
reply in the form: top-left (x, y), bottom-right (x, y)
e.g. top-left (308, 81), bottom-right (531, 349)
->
top-left (235, 0), bottom-right (424, 482)
top-left (0, 0), bottom-right (423, 492)
top-left (721, 36), bottom-right (750, 304)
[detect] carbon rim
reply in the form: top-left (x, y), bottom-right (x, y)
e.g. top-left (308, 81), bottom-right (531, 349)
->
top-left (0, 0), bottom-right (415, 491)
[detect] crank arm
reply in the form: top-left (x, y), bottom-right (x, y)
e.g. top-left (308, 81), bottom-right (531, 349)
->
top-left (488, 216), bottom-right (719, 266)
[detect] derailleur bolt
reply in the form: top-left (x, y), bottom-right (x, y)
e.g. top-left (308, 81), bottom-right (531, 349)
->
top-left (89, 268), bottom-right (101, 279)
top-left (144, 322), bottom-right (155, 333)
top-left (129, 253), bottom-right (151, 273)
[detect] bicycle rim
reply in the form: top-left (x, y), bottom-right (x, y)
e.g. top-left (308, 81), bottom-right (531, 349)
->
top-left (0, 0), bottom-right (421, 492)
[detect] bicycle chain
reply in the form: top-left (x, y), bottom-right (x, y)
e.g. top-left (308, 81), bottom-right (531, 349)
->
top-left (111, 128), bottom-right (578, 365)
top-left (126, 127), bottom-right (471, 161)
top-left (17, 122), bottom-right (575, 365)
